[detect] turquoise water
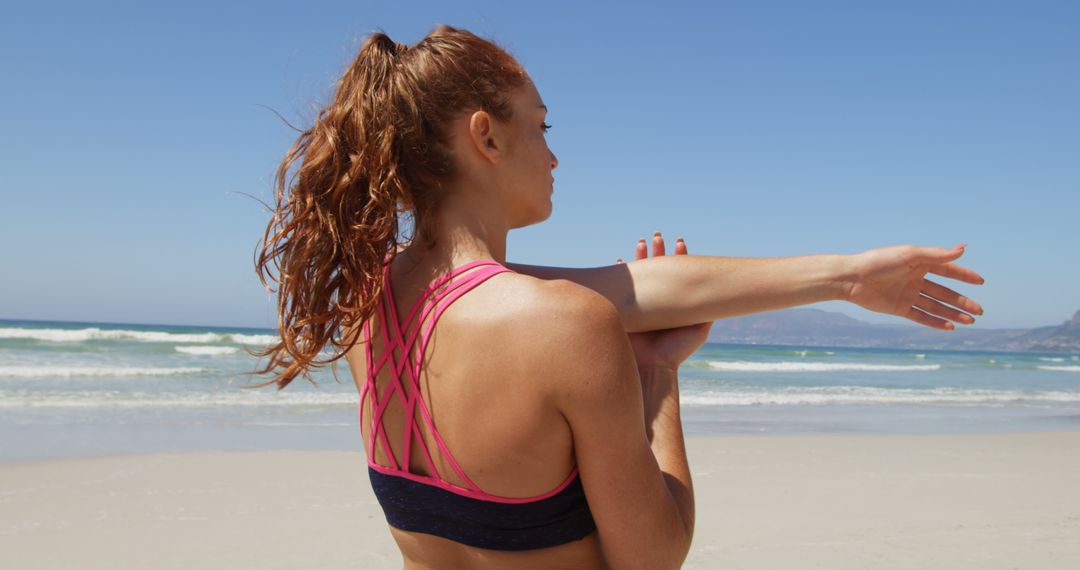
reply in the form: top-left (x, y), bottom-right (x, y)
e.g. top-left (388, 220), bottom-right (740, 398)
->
top-left (2, 318), bottom-right (1079, 461)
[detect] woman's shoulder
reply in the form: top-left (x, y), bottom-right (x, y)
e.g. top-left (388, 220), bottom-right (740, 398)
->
top-left (482, 273), bottom-right (633, 410)
top-left (496, 272), bottom-right (620, 326)
top-left (480, 273), bottom-right (626, 367)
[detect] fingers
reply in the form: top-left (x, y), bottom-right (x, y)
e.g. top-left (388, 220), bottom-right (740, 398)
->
top-left (927, 262), bottom-right (985, 285)
top-left (634, 231), bottom-right (686, 260)
top-left (914, 293), bottom-right (976, 325)
top-left (652, 231), bottom-right (665, 257)
top-left (922, 279), bottom-right (984, 316)
top-left (916, 244), bottom-right (967, 264)
top-left (905, 306), bottom-right (955, 331)
top-left (908, 245), bottom-right (984, 330)
top-left (914, 244), bottom-right (985, 285)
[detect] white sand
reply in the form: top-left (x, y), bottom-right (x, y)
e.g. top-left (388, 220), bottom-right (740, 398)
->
top-left (3, 431), bottom-right (1079, 569)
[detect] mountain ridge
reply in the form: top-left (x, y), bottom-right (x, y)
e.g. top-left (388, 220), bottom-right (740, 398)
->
top-left (707, 308), bottom-right (1080, 353)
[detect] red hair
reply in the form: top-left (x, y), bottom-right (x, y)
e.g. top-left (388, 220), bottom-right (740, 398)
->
top-left (245, 25), bottom-right (527, 390)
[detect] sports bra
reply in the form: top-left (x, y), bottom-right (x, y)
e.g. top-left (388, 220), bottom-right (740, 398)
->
top-left (358, 258), bottom-right (596, 551)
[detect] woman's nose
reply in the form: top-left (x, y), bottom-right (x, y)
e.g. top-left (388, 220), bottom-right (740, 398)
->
top-left (550, 151), bottom-right (559, 170)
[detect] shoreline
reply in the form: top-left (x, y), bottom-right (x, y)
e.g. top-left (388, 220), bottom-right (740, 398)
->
top-left (7, 317), bottom-right (1080, 356)
top-left (5, 400), bottom-right (1079, 465)
top-left (4, 417), bottom-right (1079, 466)
top-left (3, 430), bottom-right (1078, 568)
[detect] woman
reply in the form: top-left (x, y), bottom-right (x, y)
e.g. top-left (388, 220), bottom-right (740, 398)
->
top-left (251, 25), bottom-right (984, 569)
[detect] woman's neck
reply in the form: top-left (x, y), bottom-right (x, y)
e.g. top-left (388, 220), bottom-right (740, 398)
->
top-left (402, 193), bottom-right (509, 267)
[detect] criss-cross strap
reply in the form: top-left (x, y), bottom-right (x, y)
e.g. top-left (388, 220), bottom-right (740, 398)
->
top-left (360, 260), bottom-right (528, 496)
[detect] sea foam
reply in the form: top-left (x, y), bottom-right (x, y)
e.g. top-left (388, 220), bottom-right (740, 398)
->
top-left (0, 390), bottom-right (358, 408)
top-left (0, 366), bottom-right (211, 378)
top-left (175, 346), bottom-right (240, 356)
top-left (1037, 365), bottom-right (1080, 373)
top-left (790, 350), bottom-right (836, 357)
top-left (0, 326), bottom-right (277, 345)
top-left (680, 386), bottom-right (1080, 406)
top-left (705, 361), bottom-right (941, 373)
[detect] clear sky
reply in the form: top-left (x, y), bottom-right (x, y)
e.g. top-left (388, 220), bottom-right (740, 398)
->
top-left (2, 0), bottom-right (1076, 330)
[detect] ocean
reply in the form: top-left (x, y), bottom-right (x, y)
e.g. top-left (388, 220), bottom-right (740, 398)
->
top-left (2, 318), bottom-right (1079, 462)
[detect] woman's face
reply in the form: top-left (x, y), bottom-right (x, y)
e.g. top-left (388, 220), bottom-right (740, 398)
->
top-left (499, 80), bottom-right (559, 228)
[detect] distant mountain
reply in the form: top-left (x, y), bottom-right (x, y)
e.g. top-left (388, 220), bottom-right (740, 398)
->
top-left (707, 308), bottom-right (1080, 353)
top-left (1008, 310), bottom-right (1080, 352)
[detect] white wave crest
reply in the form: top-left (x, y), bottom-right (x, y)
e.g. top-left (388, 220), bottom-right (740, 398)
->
top-left (0, 366), bottom-right (211, 378)
top-left (0, 326), bottom-right (278, 345)
top-left (0, 390), bottom-right (358, 408)
top-left (705, 361), bottom-right (941, 373)
top-left (1037, 366), bottom-right (1080, 373)
top-left (790, 350), bottom-right (835, 357)
top-left (227, 333), bottom-right (280, 345)
top-left (175, 346), bottom-right (239, 356)
top-left (1039, 357), bottom-right (1066, 362)
top-left (681, 386), bottom-right (1080, 407)
top-left (0, 327), bottom-right (220, 343)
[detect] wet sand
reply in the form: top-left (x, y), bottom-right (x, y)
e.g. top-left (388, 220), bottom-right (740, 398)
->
top-left (2, 430), bottom-right (1078, 569)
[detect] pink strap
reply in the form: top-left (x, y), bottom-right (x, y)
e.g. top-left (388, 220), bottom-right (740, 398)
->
top-left (370, 262), bottom-right (504, 476)
top-left (359, 258), bottom-right (584, 503)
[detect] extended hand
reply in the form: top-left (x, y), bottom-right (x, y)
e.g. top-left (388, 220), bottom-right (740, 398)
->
top-left (845, 244), bottom-right (985, 330)
top-left (617, 233), bottom-right (714, 369)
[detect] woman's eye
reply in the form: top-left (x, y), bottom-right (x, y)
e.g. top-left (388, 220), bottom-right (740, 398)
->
top-left (541, 122), bottom-right (552, 133)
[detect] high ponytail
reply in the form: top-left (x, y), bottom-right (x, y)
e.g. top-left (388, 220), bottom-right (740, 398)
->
top-left (244, 25), bottom-right (527, 390)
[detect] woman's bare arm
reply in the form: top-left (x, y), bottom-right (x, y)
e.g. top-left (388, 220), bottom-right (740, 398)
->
top-left (507, 253), bottom-right (849, 333)
top-left (507, 239), bottom-right (985, 334)
top-left (536, 282), bottom-right (694, 569)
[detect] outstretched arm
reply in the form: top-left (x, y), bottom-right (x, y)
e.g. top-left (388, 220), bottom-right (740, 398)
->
top-left (506, 234), bottom-right (984, 333)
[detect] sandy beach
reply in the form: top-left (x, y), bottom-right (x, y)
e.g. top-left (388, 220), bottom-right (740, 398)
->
top-left (3, 430), bottom-right (1078, 569)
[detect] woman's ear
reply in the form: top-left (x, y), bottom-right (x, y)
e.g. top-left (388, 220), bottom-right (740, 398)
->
top-left (467, 110), bottom-right (502, 164)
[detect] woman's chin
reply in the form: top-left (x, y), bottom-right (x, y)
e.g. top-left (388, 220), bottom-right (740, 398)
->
top-left (510, 205), bottom-right (553, 229)
top-left (538, 200), bottom-right (554, 222)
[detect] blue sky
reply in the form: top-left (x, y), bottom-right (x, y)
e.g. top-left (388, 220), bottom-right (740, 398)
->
top-left (2, 0), bottom-right (1076, 330)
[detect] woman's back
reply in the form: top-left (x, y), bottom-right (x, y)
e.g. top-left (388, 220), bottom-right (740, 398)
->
top-left (344, 255), bottom-right (609, 568)
top-left (251, 24), bottom-right (697, 570)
